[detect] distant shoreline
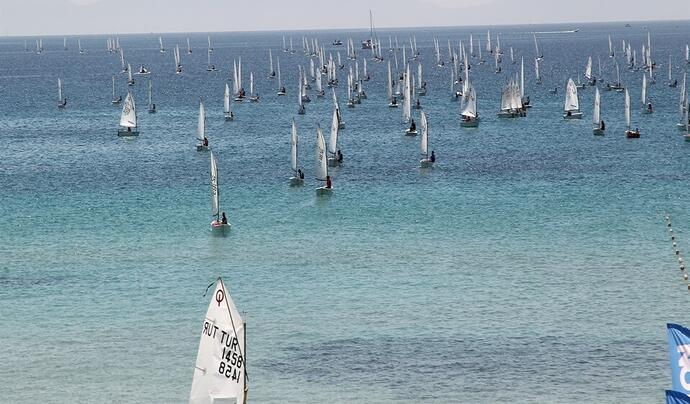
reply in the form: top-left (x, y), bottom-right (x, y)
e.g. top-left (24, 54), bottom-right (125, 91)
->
top-left (1, 19), bottom-right (688, 39)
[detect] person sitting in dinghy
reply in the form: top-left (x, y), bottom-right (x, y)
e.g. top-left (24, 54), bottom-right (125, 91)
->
top-left (409, 119), bottom-right (416, 132)
top-left (298, 169), bottom-right (304, 179)
top-left (203, 137), bottom-right (209, 147)
top-left (600, 120), bottom-right (605, 130)
top-left (326, 175), bottom-right (332, 189)
top-left (647, 102), bottom-right (653, 113)
top-left (221, 212), bottom-right (228, 225)
top-left (337, 150), bottom-right (343, 163)
top-left (430, 151), bottom-right (436, 163)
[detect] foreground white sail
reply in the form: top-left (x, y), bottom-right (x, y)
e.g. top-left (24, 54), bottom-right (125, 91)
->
top-left (117, 92), bottom-right (138, 136)
top-left (460, 84), bottom-right (479, 127)
top-left (327, 108), bottom-right (341, 167)
top-left (189, 277), bottom-right (244, 402)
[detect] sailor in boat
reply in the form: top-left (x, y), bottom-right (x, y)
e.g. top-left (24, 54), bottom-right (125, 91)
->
top-left (566, 110), bottom-right (572, 117)
top-left (522, 96), bottom-right (530, 107)
top-left (150, 103), bottom-right (156, 112)
top-left (279, 86), bottom-right (286, 94)
top-left (430, 151), bottom-right (436, 163)
top-left (115, 95), bottom-right (122, 103)
top-left (337, 150), bottom-right (343, 163)
top-left (647, 102), bottom-right (653, 113)
top-left (298, 169), bottom-right (304, 180)
top-left (409, 119), bottom-right (417, 133)
top-left (326, 175), bottom-right (332, 189)
top-left (239, 88), bottom-right (246, 98)
top-left (600, 120), bottom-right (605, 130)
top-left (221, 212), bottom-right (228, 225)
top-left (203, 137), bottom-right (209, 147)
top-left (416, 99), bottom-right (422, 109)
top-left (390, 96), bottom-right (398, 106)
top-left (127, 126), bottom-right (132, 133)
top-left (421, 81), bottom-right (427, 91)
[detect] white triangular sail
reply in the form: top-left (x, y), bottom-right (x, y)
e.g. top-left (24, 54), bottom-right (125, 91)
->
top-left (189, 277), bottom-right (246, 404)
top-left (461, 84), bottom-right (477, 118)
top-left (328, 108), bottom-right (338, 156)
top-left (584, 56), bottom-right (592, 80)
top-left (420, 111), bottom-right (429, 157)
top-left (593, 87), bottom-right (601, 125)
top-left (316, 126), bottom-right (328, 181)
top-left (564, 78), bottom-right (579, 112)
top-left (57, 78), bottom-right (64, 102)
top-left (224, 84), bottom-right (231, 114)
top-left (641, 74), bottom-right (647, 106)
top-left (197, 100), bottom-right (206, 141)
top-left (148, 80), bottom-right (153, 109)
top-left (120, 92), bottom-right (137, 128)
top-left (210, 152), bottom-right (219, 219)
top-left (624, 89), bottom-right (631, 130)
top-left (291, 119), bottom-right (298, 172)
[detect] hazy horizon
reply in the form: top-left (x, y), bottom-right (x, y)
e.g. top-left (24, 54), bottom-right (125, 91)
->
top-left (0, 0), bottom-right (687, 37)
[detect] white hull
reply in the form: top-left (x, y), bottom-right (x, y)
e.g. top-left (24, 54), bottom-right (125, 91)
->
top-left (211, 221), bottom-right (231, 234)
top-left (593, 128), bottom-right (605, 136)
top-left (405, 129), bottom-right (418, 136)
top-left (497, 110), bottom-right (526, 118)
top-left (289, 177), bottom-right (304, 186)
top-left (420, 159), bottom-right (434, 168)
top-left (328, 157), bottom-right (341, 167)
top-left (316, 186), bottom-right (333, 196)
top-left (563, 111), bottom-right (583, 119)
top-left (196, 144), bottom-right (210, 152)
top-left (460, 118), bottom-right (479, 127)
top-left (684, 134), bottom-right (690, 141)
top-left (224, 113), bottom-right (234, 121)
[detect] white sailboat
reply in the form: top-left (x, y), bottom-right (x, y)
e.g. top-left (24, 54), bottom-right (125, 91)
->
top-left (207, 35), bottom-right (214, 54)
top-left (297, 79), bottom-right (306, 115)
top-left (249, 72), bottom-right (259, 102)
top-left (315, 125), bottom-right (333, 196)
top-left (534, 33), bottom-right (543, 60)
top-left (187, 38), bottom-right (192, 54)
top-left (277, 58), bottom-right (286, 95)
top-left (497, 80), bottom-right (525, 118)
top-left (289, 119), bottom-right (304, 186)
top-left (127, 64), bottom-right (134, 86)
top-left (206, 48), bottom-right (217, 72)
top-left (224, 83), bottom-right (234, 121)
top-left (57, 78), bottom-right (67, 108)
top-left (678, 73), bottom-right (687, 131)
top-left (208, 153), bottom-right (232, 233)
top-left (419, 111), bottom-right (435, 168)
top-left (387, 61), bottom-right (398, 107)
top-left (327, 109), bottom-right (341, 167)
top-left (117, 92), bottom-right (138, 136)
top-left (460, 83), bottom-right (479, 127)
top-left (624, 89), bottom-right (640, 138)
top-left (403, 65), bottom-right (416, 135)
top-left (111, 75), bottom-right (122, 105)
top-left (78, 38), bottom-right (85, 54)
top-left (641, 74), bottom-right (653, 114)
top-left (159, 36), bottom-right (165, 54)
top-left (189, 277), bottom-right (245, 402)
top-left (196, 100), bottom-right (210, 151)
top-left (584, 56), bottom-right (595, 85)
top-left (147, 80), bottom-right (156, 113)
top-left (683, 98), bottom-right (690, 141)
top-left (592, 87), bottom-right (605, 135)
top-left (520, 57), bottom-right (531, 107)
top-left (608, 35), bottom-right (614, 58)
top-left (563, 78), bottom-right (582, 119)
top-left (268, 49), bottom-right (276, 78)
top-left (669, 54), bottom-right (678, 87)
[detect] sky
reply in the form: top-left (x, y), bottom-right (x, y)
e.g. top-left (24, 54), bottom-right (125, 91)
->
top-left (0, 0), bottom-right (687, 36)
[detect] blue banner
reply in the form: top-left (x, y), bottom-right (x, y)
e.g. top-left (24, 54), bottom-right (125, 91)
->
top-left (668, 324), bottom-right (690, 394)
top-left (667, 390), bottom-right (690, 403)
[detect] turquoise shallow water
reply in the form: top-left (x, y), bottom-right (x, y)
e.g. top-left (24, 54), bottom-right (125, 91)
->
top-left (2, 21), bottom-right (690, 403)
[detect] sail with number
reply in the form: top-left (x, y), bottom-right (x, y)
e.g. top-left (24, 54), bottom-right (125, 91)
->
top-left (564, 79), bottom-right (579, 112)
top-left (120, 92), bottom-right (137, 128)
top-left (461, 84), bottom-right (477, 118)
top-left (189, 277), bottom-right (246, 404)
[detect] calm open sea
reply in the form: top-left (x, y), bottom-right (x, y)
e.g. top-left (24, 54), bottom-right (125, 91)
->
top-left (1, 20), bottom-right (690, 403)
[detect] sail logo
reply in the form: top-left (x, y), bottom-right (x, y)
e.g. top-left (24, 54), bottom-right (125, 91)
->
top-left (215, 289), bottom-right (224, 307)
top-left (678, 345), bottom-right (690, 391)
